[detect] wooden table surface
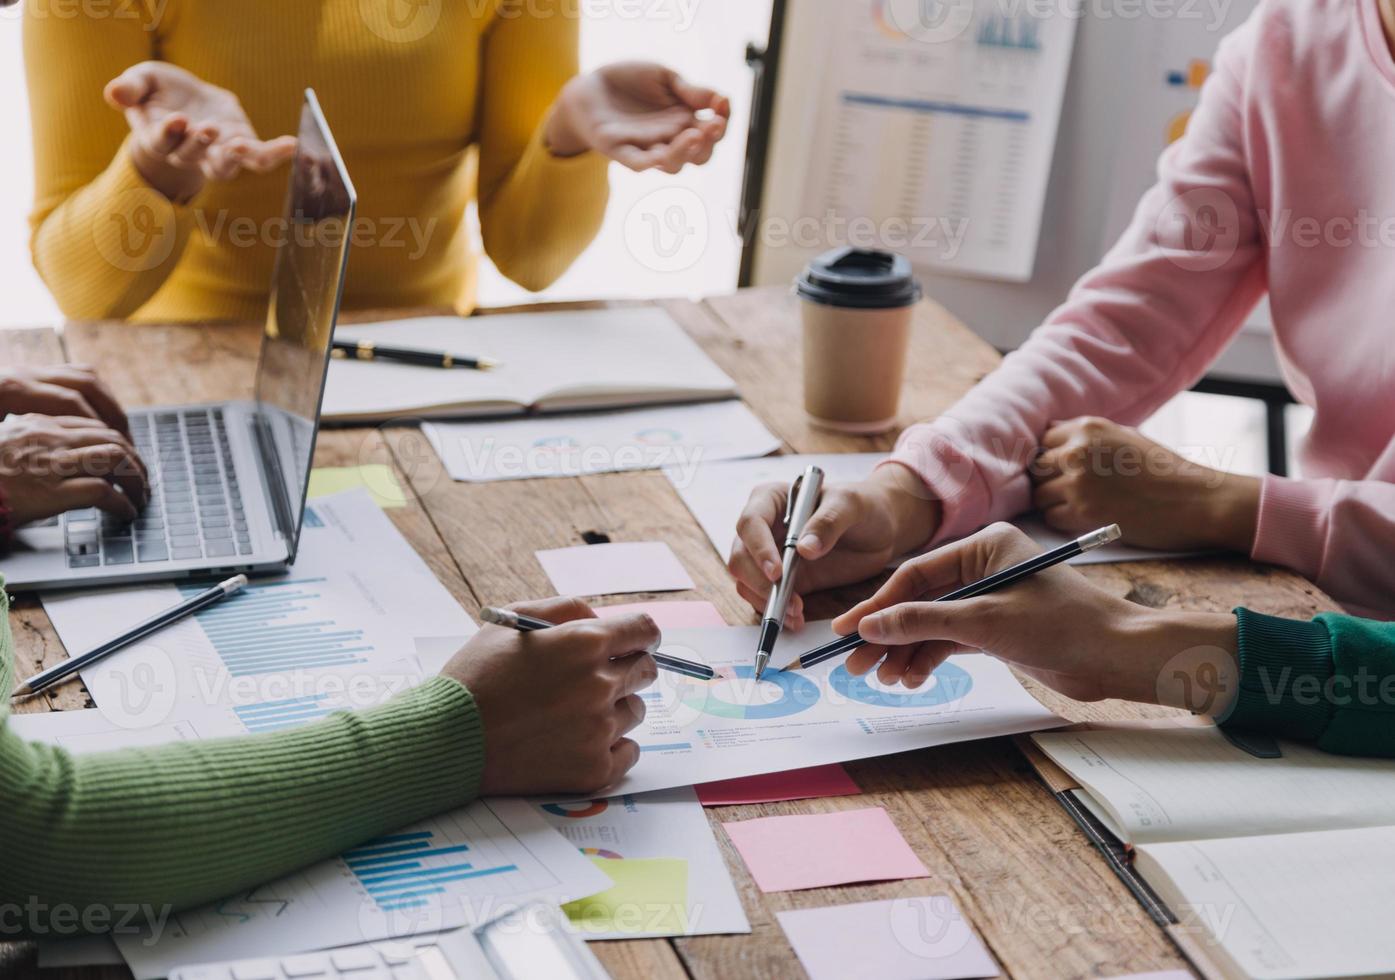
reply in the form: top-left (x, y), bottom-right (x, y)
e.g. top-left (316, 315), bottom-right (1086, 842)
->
top-left (1, 287), bottom-right (1336, 980)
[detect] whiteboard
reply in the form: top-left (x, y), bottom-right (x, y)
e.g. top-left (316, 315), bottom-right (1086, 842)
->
top-left (749, 0), bottom-right (1282, 386)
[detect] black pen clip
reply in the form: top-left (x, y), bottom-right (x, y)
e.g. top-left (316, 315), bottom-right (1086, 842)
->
top-left (784, 473), bottom-right (804, 529)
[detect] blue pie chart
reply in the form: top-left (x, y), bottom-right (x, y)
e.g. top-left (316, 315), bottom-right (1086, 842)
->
top-left (827, 661), bottom-right (973, 709)
top-left (680, 665), bottom-right (820, 720)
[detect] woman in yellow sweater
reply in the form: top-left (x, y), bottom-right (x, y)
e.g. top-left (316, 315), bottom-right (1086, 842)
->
top-left (24, 0), bottom-right (729, 323)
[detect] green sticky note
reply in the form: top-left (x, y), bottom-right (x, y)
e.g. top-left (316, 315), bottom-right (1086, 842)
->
top-left (307, 465), bottom-right (406, 509)
top-left (563, 857), bottom-right (689, 937)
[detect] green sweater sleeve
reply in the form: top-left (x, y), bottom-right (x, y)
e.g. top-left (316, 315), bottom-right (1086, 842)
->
top-left (0, 585), bottom-right (487, 934)
top-left (1221, 608), bottom-right (1395, 757)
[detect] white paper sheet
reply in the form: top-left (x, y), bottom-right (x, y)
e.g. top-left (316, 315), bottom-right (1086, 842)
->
top-left (665, 454), bottom-right (1199, 566)
top-left (532, 787), bottom-right (750, 940)
top-left (424, 401), bottom-right (781, 482)
top-left (605, 622), bottom-right (1061, 796)
top-left (800, 0), bottom-right (1080, 281)
top-left (40, 491), bottom-right (477, 737)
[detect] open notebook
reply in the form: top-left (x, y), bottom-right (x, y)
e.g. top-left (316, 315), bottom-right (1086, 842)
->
top-left (1032, 725), bottom-right (1395, 980)
top-left (322, 308), bottom-right (737, 422)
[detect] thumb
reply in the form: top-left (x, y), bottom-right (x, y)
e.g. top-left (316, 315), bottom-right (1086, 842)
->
top-left (857, 599), bottom-right (991, 649)
top-left (795, 491), bottom-right (864, 559)
top-left (105, 65), bottom-right (157, 110)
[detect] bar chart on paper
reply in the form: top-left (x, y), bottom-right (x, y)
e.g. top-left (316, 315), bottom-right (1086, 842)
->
top-left (179, 578), bottom-right (372, 677)
top-left (342, 830), bottom-right (519, 913)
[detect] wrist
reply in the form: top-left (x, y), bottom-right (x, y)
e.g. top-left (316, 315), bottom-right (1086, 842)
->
top-left (1112, 607), bottom-right (1240, 714)
top-left (870, 464), bottom-right (941, 555)
top-left (1201, 473), bottom-right (1260, 553)
top-left (543, 79), bottom-right (591, 158)
top-left (128, 143), bottom-right (204, 204)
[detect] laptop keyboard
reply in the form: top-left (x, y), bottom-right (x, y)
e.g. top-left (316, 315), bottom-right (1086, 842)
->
top-left (63, 408), bottom-right (251, 568)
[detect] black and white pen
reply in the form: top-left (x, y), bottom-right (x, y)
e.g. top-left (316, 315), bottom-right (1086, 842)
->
top-left (480, 607), bottom-right (715, 680)
top-left (11, 575), bottom-right (248, 698)
top-left (781, 524), bottom-right (1123, 673)
top-left (754, 464), bottom-right (825, 680)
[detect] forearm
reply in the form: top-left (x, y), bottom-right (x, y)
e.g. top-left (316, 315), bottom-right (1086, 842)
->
top-left (0, 677), bottom-right (484, 933)
top-left (31, 142), bottom-right (195, 320)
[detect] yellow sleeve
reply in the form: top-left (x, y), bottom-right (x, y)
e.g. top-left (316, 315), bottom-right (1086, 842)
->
top-left (24, 1), bottom-right (196, 320)
top-left (475, 0), bottom-right (610, 292)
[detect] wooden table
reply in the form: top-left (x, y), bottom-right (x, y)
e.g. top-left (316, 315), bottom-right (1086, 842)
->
top-left (1, 288), bottom-right (1336, 980)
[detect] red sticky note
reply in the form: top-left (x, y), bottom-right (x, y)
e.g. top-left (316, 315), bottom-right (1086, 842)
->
top-left (723, 807), bottom-right (929, 892)
top-left (696, 765), bottom-right (860, 806)
top-left (596, 600), bottom-right (727, 630)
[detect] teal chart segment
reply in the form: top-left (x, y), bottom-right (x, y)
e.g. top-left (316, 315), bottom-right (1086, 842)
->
top-left (828, 661), bottom-right (974, 708)
top-left (681, 665), bottom-right (820, 720)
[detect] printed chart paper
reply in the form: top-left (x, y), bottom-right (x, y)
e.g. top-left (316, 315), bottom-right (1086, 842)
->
top-left (666, 454), bottom-right (1197, 566)
top-left (536, 542), bottom-right (695, 597)
top-left (605, 622), bottom-right (1061, 796)
top-left (425, 401), bottom-right (780, 482)
top-left (41, 491), bottom-right (478, 738)
top-left (533, 787), bottom-right (749, 940)
top-left (800, 0), bottom-right (1080, 280)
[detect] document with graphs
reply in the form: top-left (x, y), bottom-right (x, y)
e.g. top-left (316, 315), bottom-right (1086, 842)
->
top-left (1034, 726), bottom-right (1395, 980)
top-left (607, 622), bottom-right (1062, 796)
top-left (801, 0), bottom-right (1080, 280)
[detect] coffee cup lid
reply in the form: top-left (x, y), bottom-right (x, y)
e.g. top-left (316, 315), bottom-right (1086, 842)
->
top-left (795, 248), bottom-right (922, 309)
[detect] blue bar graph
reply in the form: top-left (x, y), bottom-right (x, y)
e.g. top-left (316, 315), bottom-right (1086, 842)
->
top-left (179, 578), bottom-right (371, 677)
top-left (233, 694), bottom-right (340, 733)
top-left (341, 831), bottom-right (520, 912)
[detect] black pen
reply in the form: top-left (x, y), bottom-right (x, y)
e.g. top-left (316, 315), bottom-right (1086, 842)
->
top-left (12, 575), bottom-right (249, 698)
top-left (781, 525), bottom-right (1123, 673)
top-left (331, 339), bottom-right (501, 371)
top-left (480, 607), bottom-right (715, 680)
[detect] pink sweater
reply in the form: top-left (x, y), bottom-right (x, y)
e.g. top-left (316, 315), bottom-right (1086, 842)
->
top-left (891, 0), bottom-right (1395, 618)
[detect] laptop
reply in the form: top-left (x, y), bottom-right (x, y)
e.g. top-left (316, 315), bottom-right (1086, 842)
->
top-left (5, 90), bottom-right (356, 591)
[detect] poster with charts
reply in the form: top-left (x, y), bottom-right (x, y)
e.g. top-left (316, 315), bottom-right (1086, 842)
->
top-left (801, 0), bottom-right (1079, 281)
top-left (40, 491), bottom-right (478, 738)
top-left (603, 623), bottom-right (1062, 796)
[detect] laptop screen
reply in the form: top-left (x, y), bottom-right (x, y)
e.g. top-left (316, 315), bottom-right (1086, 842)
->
top-left (253, 90), bottom-right (357, 558)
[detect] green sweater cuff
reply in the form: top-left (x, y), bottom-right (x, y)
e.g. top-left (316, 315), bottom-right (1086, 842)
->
top-left (1220, 608), bottom-right (1336, 740)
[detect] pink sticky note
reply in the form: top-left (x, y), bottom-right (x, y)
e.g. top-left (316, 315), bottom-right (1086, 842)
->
top-left (723, 807), bottom-right (929, 892)
top-left (776, 897), bottom-right (999, 980)
top-left (536, 542), bottom-right (695, 596)
top-left (596, 600), bottom-right (726, 630)
top-left (696, 764), bottom-right (860, 806)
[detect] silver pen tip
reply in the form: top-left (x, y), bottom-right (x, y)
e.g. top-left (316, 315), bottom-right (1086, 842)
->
top-left (480, 607), bottom-right (513, 627)
top-left (1078, 524), bottom-right (1123, 551)
top-left (754, 653), bottom-right (769, 681)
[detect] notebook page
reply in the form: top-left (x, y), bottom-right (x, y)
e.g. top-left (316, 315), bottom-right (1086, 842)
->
top-left (325, 308), bottom-right (734, 420)
top-left (1137, 827), bottom-right (1395, 980)
top-left (1033, 726), bottom-right (1395, 845)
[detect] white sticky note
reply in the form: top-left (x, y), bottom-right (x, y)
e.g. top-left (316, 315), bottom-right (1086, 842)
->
top-left (776, 897), bottom-right (999, 980)
top-left (536, 542), bottom-right (696, 596)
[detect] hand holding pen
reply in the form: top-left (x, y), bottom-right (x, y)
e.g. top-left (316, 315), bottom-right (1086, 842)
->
top-left (789, 523), bottom-right (1123, 691)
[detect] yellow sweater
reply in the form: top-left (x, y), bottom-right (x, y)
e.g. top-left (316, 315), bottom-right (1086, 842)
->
top-left (24, 0), bottom-right (610, 323)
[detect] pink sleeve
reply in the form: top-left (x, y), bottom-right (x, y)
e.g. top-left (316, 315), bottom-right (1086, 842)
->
top-left (1253, 476), bottom-right (1395, 618)
top-left (889, 14), bottom-right (1268, 545)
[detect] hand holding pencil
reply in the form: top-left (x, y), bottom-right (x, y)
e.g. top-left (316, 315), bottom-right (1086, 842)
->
top-left (820, 523), bottom-right (1211, 702)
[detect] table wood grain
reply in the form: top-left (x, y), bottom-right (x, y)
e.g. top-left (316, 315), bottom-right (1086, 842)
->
top-left (1, 289), bottom-right (1337, 979)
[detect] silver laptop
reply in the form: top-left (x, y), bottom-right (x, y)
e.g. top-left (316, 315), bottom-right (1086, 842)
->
top-left (5, 90), bottom-right (356, 591)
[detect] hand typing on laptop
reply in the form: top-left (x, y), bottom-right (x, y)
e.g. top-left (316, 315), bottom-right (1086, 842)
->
top-left (0, 374), bottom-right (149, 529)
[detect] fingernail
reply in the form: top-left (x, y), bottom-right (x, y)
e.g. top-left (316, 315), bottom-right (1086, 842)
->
top-left (860, 615), bottom-right (883, 640)
top-left (762, 560), bottom-right (780, 581)
top-left (798, 533), bottom-right (820, 553)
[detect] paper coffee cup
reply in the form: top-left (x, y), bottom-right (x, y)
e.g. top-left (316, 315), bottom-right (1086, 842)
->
top-left (795, 248), bottom-right (922, 434)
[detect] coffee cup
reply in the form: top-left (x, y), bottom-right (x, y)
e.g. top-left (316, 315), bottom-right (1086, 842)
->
top-left (795, 248), bottom-right (922, 434)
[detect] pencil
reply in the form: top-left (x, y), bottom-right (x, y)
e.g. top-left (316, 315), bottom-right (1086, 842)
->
top-left (480, 606), bottom-right (715, 680)
top-left (11, 574), bottom-right (249, 699)
top-left (331, 339), bottom-right (500, 371)
top-left (781, 525), bottom-right (1122, 673)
